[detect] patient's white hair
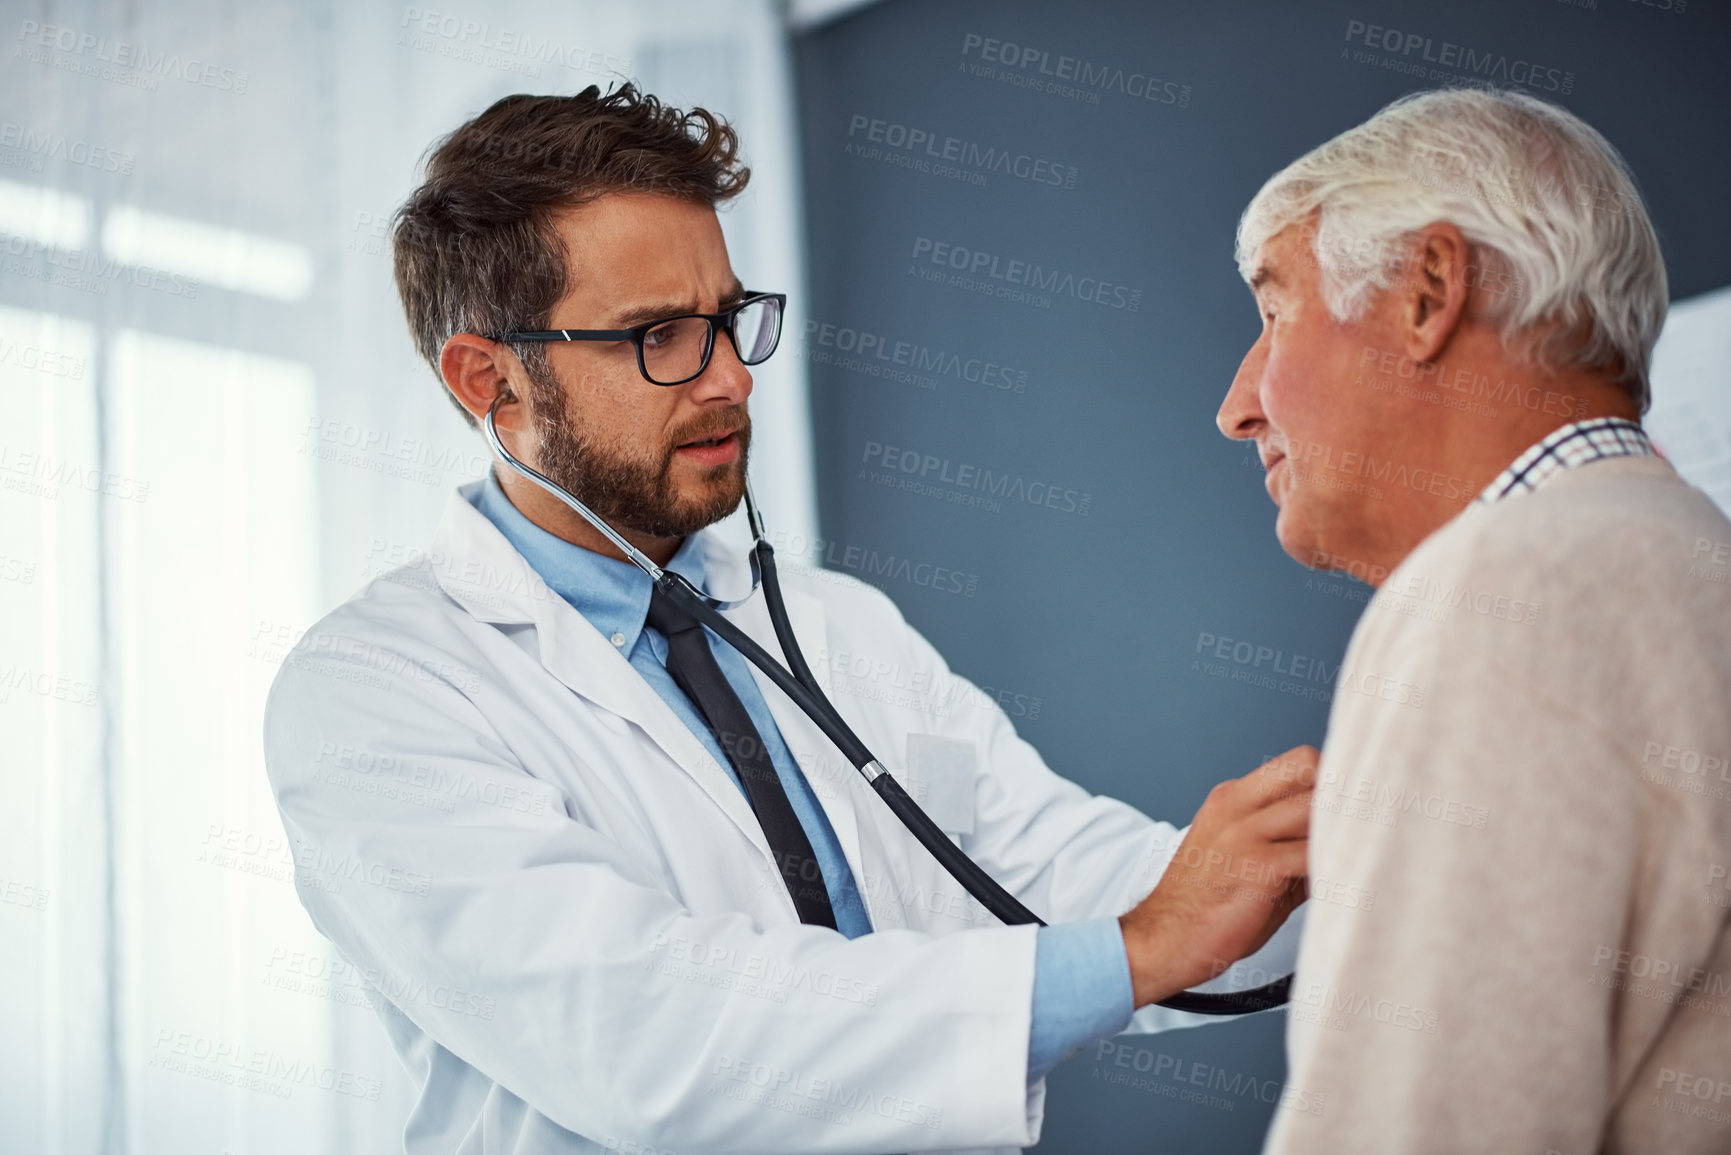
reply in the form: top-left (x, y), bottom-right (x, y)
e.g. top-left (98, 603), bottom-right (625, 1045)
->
top-left (1237, 88), bottom-right (1667, 412)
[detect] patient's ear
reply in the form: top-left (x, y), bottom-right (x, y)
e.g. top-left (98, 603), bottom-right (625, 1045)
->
top-left (1402, 223), bottom-right (1472, 366)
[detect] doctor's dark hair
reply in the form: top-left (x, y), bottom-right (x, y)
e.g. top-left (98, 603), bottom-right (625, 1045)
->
top-left (392, 84), bottom-right (751, 427)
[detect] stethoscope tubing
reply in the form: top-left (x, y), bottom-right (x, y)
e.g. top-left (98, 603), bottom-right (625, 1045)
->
top-left (483, 400), bottom-right (1291, 1014)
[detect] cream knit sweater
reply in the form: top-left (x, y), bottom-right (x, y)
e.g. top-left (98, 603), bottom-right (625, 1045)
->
top-left (1265, 455), bottom-right (1731, 1154)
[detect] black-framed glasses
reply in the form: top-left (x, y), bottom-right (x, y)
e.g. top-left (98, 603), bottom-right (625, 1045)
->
top-left (501, 291), bottom-right (786, 386)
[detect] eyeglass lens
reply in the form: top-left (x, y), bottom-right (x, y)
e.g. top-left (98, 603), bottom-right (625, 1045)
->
top-left (641, 297), bottom-right (781, 384)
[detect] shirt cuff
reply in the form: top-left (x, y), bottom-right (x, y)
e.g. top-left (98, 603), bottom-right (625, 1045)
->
top-left (1027, 917), bottom-right (1135, 1083)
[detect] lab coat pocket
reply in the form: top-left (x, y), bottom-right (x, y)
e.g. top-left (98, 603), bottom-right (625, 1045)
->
top-left (904, 733), bottom-right (978, 838)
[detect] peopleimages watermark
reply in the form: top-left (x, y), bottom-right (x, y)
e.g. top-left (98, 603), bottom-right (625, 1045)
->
top-left (346, 209), bottom-right (392, 260)
top-left (1160, 845), bottom-right (1307, 909)
top-left (600, 1137), bottom-right (679, 1155)
top-left (1356, 345), bottom-right (1586, 423)
top-left (360, 535), bottom-right (561, 614)
top-left (1291, 979), bottom-right (1442, 1035)
top-left (310, 740), bottom-right (554, 816)
top-left (801, 317), bottom-right (1029, 396)
top-left (148, 1027), bottom-right (382, 1101)
top-left (0, 228), bottom-right (200, 300)
top-left (1689, 537), bottom-right (1730, 588)
top-left (958, 33), bottom-right (1191, 109)
top-left (301, 416), bottom-right (490, 487)
top-left (0, 121), bottom-right (134, 175)
top-left (294, 840), bottom-right (434, 899)
top-left (1652, 1067), bottom-right (1731, 1127)
top-left (814, 642), bottom-right (1044, 728)
top-left (860, 438), bottom-right (1093, 517)
top-left (0, 335), bottom-right (86, 379)
top-left (262, 945), bottom-right (496, 1020)
top-left (198, 824), bottom-right (337, 895)
top-left (1640, 739), bottom-right (1731, 805)
top-left (1705, 862), bottom-right (1731, 911)
top-left (0, 662), bottom-right (100, 708)
top-left (709, 1054), bottom-right (944, 1130)
top-left (647, 932), bottom-right (880, 1007)
top-left (1311, 875), bottom-right (1377, 912)
top-left (1307, 547), bottom-right (1389, 589)
top-left (1589, 945), bottom-right (1731, 1016)
top-left (1339, 19), bottom-right (1575, 94)
top-left (284, 630), bottom-right (484, 695)
top-left (397, 7), bottom-right (629, 79)
top-left (1189, 630), bottom-right (1428, 710)
top-left (1090, 1040), bottom-right (1327, 1117)
top-left (199, 823), bottom-right (435, 898)
top-left (856, 869), bottom-right (997, 929)
top-left (0, 876), bottom-right (49, 912)
top-left (1315, 241), bottom-right (1535, 309)
top-left (246, 617), bottom-right (307, 667)
top-left (1318, 762), bottom-right (1490, 831)
top-left (1406, 142), bottom-right (1639, 220)
top-left (845, 113), bottom-right (1077, 189)
top-left (767, 528), bottom-right (981, 599)
top-left (820, 644), bottom-right (1044, 722)
top-left (1302, 567), bottom-right (1374, 607)
top-left (1281, 436), bottom-right (1479, 508)
top-left (1371, 571), bottom-right (1541, 629)
top-left (1193, 631), bottom-right (1338, 690)
top-left (17, 20), bottom-right (250, 94)
top-left (909, 235), bottom-right (1142, 311)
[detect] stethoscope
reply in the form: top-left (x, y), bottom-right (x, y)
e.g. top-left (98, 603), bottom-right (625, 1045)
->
top-left (482, 396), bottom-right (1291, 1015)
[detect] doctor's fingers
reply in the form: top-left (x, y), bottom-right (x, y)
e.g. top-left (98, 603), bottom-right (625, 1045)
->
top-left (1196, 748), bottom-right (1317, 821)
top-left (1242, 744), bottom-right (1320, 802)
top-left (1250, 836), bottom-right (1308, 883)
top-left (1238, 787), bottom-right (1314, 845)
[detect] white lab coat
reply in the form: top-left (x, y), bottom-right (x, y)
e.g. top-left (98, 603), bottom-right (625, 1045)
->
top-left (263, 481), bottom-right (1300, 1154)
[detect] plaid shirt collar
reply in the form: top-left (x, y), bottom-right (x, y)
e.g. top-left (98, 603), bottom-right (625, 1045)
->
top-left (1476, 417), bottom-right (1655, 506)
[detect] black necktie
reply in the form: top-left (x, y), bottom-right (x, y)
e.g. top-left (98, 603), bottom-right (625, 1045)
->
top-left (645, 586), bottom-right (838, 930)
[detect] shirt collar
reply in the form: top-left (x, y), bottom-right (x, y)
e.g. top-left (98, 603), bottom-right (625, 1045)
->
top-left (469, 469), bottom-right (707, 652)
top-left (1475, 417), bottom-right (1656, 506)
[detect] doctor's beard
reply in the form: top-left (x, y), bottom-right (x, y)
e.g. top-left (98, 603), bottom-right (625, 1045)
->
top-left (524, 371), bottom-right (751, 539)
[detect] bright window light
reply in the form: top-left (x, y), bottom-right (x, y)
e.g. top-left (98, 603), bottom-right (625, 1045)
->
top-left (102, 205), bottom-right (314, 301)
top-left (1647, 284), bottom-right (1731, 516)
top-left (106, 329), bottom-right (327, 1152)
top-left (0, 179), bottom-right (91, 250)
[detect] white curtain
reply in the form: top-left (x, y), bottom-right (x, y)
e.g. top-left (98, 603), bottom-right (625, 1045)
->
top-left (1647, 285), bottom-right (1731, 515)
top-left (0, 2), bottom-right (814, 1150)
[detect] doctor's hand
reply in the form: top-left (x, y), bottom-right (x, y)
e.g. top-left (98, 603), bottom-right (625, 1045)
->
top-left (1119, 745), bottom-right (1317, 1008)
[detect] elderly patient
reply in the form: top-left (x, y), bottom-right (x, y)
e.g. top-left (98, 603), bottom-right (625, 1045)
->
top-left (1217, 88), bottom-right (1731, 1153)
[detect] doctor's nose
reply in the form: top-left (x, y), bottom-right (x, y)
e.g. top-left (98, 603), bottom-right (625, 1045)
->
top-left (686, 330), bottom-right (754, 408)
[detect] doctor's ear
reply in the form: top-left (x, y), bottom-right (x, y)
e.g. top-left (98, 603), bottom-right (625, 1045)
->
top-left (440, 333), bottom-right (522, 427)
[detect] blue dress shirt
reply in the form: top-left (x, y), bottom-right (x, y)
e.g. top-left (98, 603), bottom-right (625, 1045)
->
top-left (472, 473), bottom-right (1132, 1081)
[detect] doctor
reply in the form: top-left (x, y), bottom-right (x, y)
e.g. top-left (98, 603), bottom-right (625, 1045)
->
top-left (264, 84), bottom-right (1313, 1154)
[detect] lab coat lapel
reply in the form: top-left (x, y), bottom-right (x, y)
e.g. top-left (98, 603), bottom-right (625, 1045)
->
top-left (430, 485), bottom-right (774, 863)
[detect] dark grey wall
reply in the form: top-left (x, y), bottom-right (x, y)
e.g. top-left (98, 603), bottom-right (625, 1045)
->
top-left (792, 1), bottom-right (1730, 1150)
